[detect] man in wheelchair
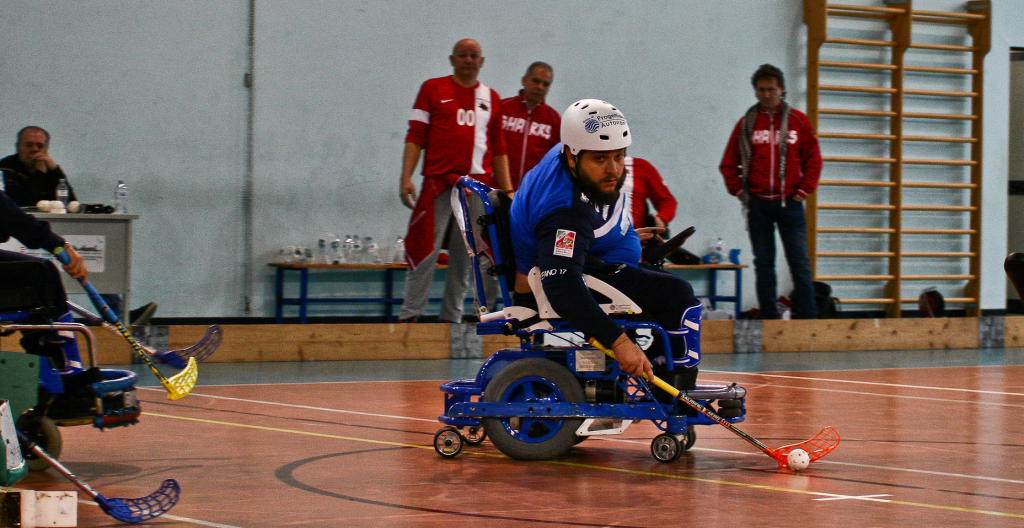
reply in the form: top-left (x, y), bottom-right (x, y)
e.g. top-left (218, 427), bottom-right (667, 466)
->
top-left (0, 188), bottom-right (88, 368)
top-left (509, 99), bottom-right (702, 391)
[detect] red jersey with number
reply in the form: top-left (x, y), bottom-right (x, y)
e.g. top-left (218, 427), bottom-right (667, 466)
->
top-left (405, 76), bottom-right (505, 177)
top-left (499, 91), bottom-right (561, 189)
top-left (623, 157), bottom-right (677, 229)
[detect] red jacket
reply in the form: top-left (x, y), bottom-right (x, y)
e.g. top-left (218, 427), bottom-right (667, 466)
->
top-left (624, 157), bottom-right (677, 229)
top-left (406, 76), bottom-right (505, 177)
top-left (720, 107), bottom-right (822, 201)
top-left (403, 76), bottom-right (504, 268)
top-left (499, 91), bottom-right (561, 189)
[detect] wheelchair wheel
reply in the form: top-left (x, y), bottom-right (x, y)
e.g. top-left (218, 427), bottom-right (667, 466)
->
top-left (17, 414), bottom-right (61, 472)
top-left (683, 428), bottom-right (696, 450)
top-left (434, 426), bottom-right (464, 458)
top-left (651, 433), bottom-right (682, 463)
top-left (481, 358), bottom-right (584, 461)
top-left (461, 425), bottom-right (487, 445)
top-left (717, 398), bottom-right (743, 418)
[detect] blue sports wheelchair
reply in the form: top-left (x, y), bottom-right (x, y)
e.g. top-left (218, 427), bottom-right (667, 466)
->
top-left (0, 259), bottom-right (140, 471)
top-left (434, 177), bottom-right (748, 463)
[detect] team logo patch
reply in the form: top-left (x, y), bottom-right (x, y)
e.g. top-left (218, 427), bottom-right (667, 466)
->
top-left (584, 118), bottom-right (600, 133)
top-left (554, 229), bottom-right (576, 257)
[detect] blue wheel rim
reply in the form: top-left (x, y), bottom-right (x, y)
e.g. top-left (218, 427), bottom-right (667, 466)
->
top-left (497, 375), bottom-right (569, 443)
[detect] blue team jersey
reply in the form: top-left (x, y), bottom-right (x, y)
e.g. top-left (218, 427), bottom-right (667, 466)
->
top-left (510, 144), bottom-right (641, 274)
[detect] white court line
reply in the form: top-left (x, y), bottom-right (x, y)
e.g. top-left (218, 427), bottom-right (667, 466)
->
top-left (706, 370), bottom-right (1024, 398)
top-left (139, 387), bottom-right (438, 423)
top-left (142, 389), bottom-right (1024, 485)
top-left (811, 493), bottom-right (892, 502)
top-left (78, 499), bottom-right (246, 528)
top-left (590, 438), bottom-right (1024, 485)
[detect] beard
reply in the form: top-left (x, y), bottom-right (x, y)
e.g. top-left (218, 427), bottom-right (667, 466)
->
top-left (576, 167), bottom-right (625, 206)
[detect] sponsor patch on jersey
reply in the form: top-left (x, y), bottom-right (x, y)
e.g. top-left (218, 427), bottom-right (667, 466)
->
top-left (553, 230), bottom-right (576, 257)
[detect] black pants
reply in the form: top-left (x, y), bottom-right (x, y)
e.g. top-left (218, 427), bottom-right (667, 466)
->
top-left (586, 265), bottom-right (698, 331)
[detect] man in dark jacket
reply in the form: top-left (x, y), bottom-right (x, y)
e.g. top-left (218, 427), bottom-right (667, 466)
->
top-left (0, 126), bottom-right (77, 207)
top-left (720, 64), bottom-right (822, 319)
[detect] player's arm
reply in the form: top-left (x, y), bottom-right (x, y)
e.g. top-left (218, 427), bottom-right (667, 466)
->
top-left (535, 207), bottom-right (652, 378)
top-left (400, 142), bottom-right (423, 209)
top-left (719, 120), bottom-right (745, 198)
top-left (637, 159), bottom-right (677, 226)
top-left (492, 154), bottom-right (513, 196)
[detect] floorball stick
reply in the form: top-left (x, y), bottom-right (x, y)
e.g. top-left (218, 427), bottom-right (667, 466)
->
top-left (589, 338), bottom-right (839, 468)
top-left (67, 301), bottom-right (222, 368)
top-left (53, 248), bottom-right (197, 400)
top-left (17, 430), bottom-right (180, 523)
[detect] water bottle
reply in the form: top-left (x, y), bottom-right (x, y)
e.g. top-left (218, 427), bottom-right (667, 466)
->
top-left (391, 236), bottom-right (405, 264)
top-left (330, 235), bottom-right (344, 264)
top-left (115, 180), bottom-right (128, 213)
top-left (714, 237), bottom-right (725, 263)
top-left (351, 235), bottom-right (363, 264)
top-left (56, 179), bottom-right (70, 208)
top-left (342, 235), bottom-right (354, 262)
top-left (365, 237), bottom-right (381, 264)
top-left (317, 236), bottom-right (330, 264)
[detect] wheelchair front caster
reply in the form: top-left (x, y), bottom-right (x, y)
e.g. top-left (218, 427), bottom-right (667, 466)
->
top-left (684, 428), bottom-right (696, 451)
top-left (651, 432), bottom-right (683, 463)
top-left (461, 425), bottom-right (486, 445)
top-left (434, 426), bottom-right (464, 458)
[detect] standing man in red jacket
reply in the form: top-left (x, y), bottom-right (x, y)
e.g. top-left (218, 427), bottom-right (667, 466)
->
top-left (499, 62), bottom-right (561, 190)
top-left (624, 156), bottom-right (677, 230)
top-left (398, 39), bottom-right (512, 323)
top-left (720, 64), bottom-right (822, 319)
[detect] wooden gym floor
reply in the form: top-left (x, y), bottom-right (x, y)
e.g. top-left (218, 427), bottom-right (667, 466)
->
top-left (15, 348), bottom-right (1024, 527)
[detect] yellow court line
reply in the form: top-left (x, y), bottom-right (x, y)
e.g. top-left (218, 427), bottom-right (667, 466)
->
top-left (146, 412), bottom-right (1024, 520)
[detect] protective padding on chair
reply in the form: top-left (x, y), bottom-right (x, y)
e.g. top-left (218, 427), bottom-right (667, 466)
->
top-left (0, 260), bottom-right (67, 319)
top-left (1, 399), bottom-right (28, 486)
top-left (667, 303), bottom-right (703, 368)
top-left (0, 351), bottom-right (40, 423)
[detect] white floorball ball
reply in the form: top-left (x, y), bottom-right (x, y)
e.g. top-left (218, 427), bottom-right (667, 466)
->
top-left (787, 448), bottom-right (810, 470)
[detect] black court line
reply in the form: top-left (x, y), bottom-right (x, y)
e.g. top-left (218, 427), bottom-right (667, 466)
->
top-left (275, 449), bottom-right (649, 528)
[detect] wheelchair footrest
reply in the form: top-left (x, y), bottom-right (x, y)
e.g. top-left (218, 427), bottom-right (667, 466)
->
top-left (684, 383), bottom-right (746, 401)
top-left (440, 379), bottom-right (483, 396)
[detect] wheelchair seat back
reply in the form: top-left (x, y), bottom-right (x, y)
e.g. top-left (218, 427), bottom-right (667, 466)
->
top-left (0, 260), bottom-right (68, 321)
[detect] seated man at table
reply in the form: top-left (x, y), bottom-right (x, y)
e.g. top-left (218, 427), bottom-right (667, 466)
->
top-left (0, 126), bottom-right (157, 325)
top-left (509, 99), bottom-right (703, 389)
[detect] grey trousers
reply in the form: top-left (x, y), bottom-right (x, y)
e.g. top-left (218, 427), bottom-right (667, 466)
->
top-left (399, 191), bottom-right (496, 322)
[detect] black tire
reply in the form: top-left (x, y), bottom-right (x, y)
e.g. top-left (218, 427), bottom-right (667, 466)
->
top-left (434, 426), bottom-right (463, 458)
top-left (683, 428), bottom-right (696, 450)
top-left (718, 398), bottom-right (742, 408)
top-left (481, 358), bottom-right (585, 461)
top-left (651, 433), bottom-right (682, 463)
top-left (461, 425), bottom-right (487, 445)
top-left (17, 414), bottom-right (61, 472)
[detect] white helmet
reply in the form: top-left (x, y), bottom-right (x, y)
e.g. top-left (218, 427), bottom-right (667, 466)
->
top-left (560, 99), bottom-right (632, 155)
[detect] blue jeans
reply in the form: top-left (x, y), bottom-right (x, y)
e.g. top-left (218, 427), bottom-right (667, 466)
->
top-left (747, 197), bottom-right (817, 319)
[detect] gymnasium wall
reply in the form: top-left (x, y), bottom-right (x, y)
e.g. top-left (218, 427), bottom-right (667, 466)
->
top-left (0, 0), bottom-right (1020, 318)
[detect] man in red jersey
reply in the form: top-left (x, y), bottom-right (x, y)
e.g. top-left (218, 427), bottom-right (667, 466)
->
top-left (623, 156), bottom-right (677, 230)
top-left (720, 64), bottom-right (822, 319)
top-left (398, 39), bottom-right (512, 323)
top-left (499, 62), bottom-right (561, 190)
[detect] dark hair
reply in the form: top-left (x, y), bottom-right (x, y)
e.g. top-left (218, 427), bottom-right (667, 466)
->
top-left (17, 126), bottom-right (50, 145)
top-left (525, 61), bottom-right (553, 77)
top-left (751, 64), bottom-right (785, 90)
